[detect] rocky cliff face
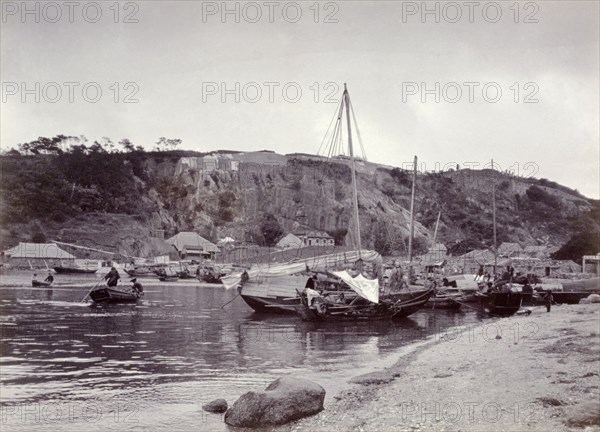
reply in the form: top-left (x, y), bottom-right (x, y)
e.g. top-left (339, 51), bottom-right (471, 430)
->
top-left (1, 151), bottom-right (597, 258)
top-left (133, 151), bottom-right (597, 255)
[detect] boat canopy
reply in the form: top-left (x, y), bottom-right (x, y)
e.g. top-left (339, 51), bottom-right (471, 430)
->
top-left (332, 270), bottom-right (379, 304)
top-left (221, 249), bottom-right (382, 289)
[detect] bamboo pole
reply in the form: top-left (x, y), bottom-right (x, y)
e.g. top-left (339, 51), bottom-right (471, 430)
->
top-left (491, 159), bottom-right (497, 276)
top-left (408, 155), bottom-right (418, 278)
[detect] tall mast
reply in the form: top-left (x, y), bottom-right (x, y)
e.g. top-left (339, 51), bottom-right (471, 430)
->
top-left (408, 155), bottom-right (417, 275)
top-left (344, 84), bottom-right (362, 253)
top-left (432, 211), bottom-right (441, 247)
top-left (491, 159), bottom-right (497, 275)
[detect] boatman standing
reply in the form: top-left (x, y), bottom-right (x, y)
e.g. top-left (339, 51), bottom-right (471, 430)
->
top-left (104, 266), bottom-right (120, 287)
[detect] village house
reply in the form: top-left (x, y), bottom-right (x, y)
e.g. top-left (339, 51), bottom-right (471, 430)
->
top-left (166, 232), bottom-right (220, 260)
top-left (276, 233), bottom-right (304, 250)
top-left (293, 230), bottom-right (335, 247)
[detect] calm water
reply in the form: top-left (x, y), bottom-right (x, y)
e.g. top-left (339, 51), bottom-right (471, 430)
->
top-left (0, 272), bottom-right (483, 431)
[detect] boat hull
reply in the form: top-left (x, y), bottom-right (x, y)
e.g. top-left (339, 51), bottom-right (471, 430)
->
top-left (240, 294), bottom-right (299, 313)
top-left (125, 269), bottom-right (156, 277)
top-left (297, 289), bottom-right (433, 322)
top-left (478, 292), bottom-right (523, 316)
top-left (239, 274), bottom-right (308, 313)
top-left (545, 291), bottom-right (594, 305)
top-left (158, 276), bottom-right (179, 282)
top-left (425, 296), bottom-right (462, 310)
top-left (54, 266), bottom-right (97, 274)
top-left (90, 288), bottom-right (139, 304)
top-left (32, 280), bottom-right (52, 287)
top-left (198, 275), bottom-right (222, 284)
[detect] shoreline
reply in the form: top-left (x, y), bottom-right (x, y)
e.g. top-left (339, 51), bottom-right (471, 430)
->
top-left (281, 304), bottom-right (600, 432)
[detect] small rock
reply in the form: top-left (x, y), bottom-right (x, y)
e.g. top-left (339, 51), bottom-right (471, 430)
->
top-left (202, 398), bottom-right (228, 413)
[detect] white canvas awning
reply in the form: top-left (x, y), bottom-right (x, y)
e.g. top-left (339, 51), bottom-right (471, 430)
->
top-left (332, 270), bottom-right (379, 304)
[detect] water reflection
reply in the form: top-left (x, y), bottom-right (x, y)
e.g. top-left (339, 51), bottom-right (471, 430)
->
top-left (0, 277), bottom-right (483, 432)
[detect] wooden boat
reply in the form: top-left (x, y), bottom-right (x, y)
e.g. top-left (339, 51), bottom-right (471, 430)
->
top-left (125, 267), bottom-right (156, 277)
top-left (158, 275), bottom-right (179, 282)
top-left (425, 294), bottom-right (463, 310)
top-left (238, 274), bottom-right (309, 313)
top-left (535, 290), bottom-right (593, 305)
top-left (227, 251), bottom-right (383, 314)
top-left (90, 287), bottom-right (140, 304)
top-left (32, 280), bottom-right (52, 287)
top-left (199, 274), bottom-right (222, 284)
top-left (297, 288), bottom-right (433, 321)
top-left (476, 291), bottom-right (523, 316)
top-left (53, 265), bottom-right (97, 274)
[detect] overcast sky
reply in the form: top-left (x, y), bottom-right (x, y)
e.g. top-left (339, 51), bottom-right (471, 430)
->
top-left (2, 1), bottom-right (599, 198)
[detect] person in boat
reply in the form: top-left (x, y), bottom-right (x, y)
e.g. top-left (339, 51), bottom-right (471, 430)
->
top-left (44, 271), bottom-right (54, 284)
top-left (104, 266), bottom-right (120, 287)
top-left (335, 292), bottom-right (346, 304)
top-left (389, 266), bottom-right (404, 290)
top-left (241, 270), bottom-right (249, 286)
top-left (475, 265), bottom-right (484, 281)
top-left (32, 273), bottom-right (38, 281)
top-left (544, 290), bottom-right (554, 312)
top-left (130, 278), bottom-right (144, 296)
top-left (305, 275), bottom-right (318, 290)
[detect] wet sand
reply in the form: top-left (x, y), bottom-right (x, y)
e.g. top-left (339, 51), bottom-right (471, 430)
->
top-left (284, 304), bottom-right (600, 432)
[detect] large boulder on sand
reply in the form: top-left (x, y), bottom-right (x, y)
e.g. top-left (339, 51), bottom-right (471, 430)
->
top-left (224, 376), bottom-right (325, 427)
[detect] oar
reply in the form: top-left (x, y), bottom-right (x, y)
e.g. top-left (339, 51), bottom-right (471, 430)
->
top-left (81, 279), bottom-right (104, 302)
top-left (220, 293), bottom-right (241, 309)
top-left (451, 297), bottom-right (482, 311)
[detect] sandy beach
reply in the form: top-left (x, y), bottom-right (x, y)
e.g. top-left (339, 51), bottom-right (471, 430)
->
top-left (283, 304), bottom-right (600, 432)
